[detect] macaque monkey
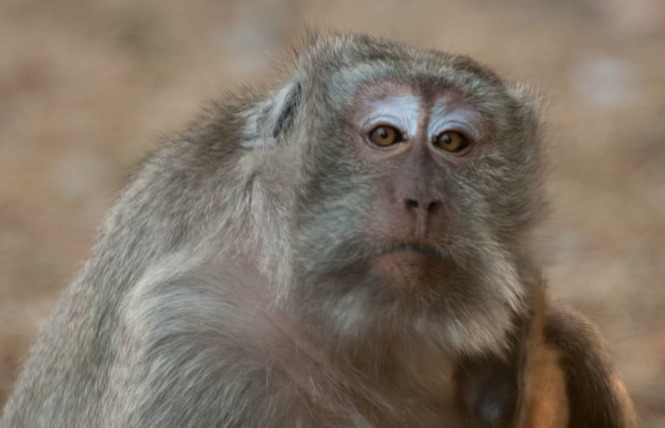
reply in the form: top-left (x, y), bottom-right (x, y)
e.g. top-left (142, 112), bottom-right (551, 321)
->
top-left (0, 33), bottom-right (636, 427)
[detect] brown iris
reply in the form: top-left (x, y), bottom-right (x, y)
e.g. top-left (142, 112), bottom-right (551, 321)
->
top-left (434, 131), bottom-right (469, 153)
top-left (368, 126), bottom-right (403, 147)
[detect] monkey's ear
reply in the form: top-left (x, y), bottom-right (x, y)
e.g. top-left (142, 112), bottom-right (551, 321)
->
top-left (243, 82), bottom-right (302, 148)
top-left (270, 82), bottom-right (302, 138)
top-left (506, 82), bottom-right (545, 127)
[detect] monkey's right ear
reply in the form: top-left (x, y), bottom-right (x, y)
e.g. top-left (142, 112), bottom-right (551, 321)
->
top-left (270, 82), bottom-right (302, 138)
top-left (243, 82), bottom-right (302, 148)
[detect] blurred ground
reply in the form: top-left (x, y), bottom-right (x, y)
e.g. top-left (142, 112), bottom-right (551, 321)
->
top-left (0, 0), bottom-right (663, 425)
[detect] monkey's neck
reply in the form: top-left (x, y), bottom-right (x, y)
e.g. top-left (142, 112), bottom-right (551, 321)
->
top-left (268, 305), bottom-right (457, 397)
top-left (292, 322), bottom-right (459, 424)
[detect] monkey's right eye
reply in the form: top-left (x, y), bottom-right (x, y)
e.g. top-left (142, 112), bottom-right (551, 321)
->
top-left (368, 126), bottom-right (403, 147)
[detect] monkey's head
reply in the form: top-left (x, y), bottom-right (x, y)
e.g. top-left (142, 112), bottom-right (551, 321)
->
top-left (246, 33), bottom-right (544, 356)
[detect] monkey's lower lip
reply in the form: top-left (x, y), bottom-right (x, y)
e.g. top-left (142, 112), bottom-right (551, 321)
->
top-left (371, 244), bottom-right (444, 285)
top-left (376, 243), bottom-right (443, 258)
top-left (372, 243), bottom-right (444, 268)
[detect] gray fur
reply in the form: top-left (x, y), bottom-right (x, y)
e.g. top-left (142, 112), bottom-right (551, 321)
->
top-left (0, 33), bottom-right (632, 428)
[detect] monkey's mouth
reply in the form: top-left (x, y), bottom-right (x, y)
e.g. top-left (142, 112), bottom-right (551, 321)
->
top-left (369, 243), bottom-right (450, 288)
top-left (375, 242), bottom-right (445, 259)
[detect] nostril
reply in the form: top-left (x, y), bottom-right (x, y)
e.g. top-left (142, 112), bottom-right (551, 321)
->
top-left (427, 201), bottom-right (441, 214)
top-left (406, 199), bottom-right (419, 210)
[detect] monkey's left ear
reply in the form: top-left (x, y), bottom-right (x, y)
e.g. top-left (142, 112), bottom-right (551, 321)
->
top-left (506, 82), bottom-right (545, 128)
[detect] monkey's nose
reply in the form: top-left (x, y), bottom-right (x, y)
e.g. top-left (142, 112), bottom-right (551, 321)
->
top-left (404, 197), bottom-right (442, 236)
top-left (405, 198), bottom-right (441, 215)
top-left (406, 198), bottom-right (439, 214)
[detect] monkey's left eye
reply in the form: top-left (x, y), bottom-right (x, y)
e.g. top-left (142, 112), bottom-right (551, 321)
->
top-left (368, 126), bottom-right (404, 147)
top-left (433, 131), bottom-right (470, 154)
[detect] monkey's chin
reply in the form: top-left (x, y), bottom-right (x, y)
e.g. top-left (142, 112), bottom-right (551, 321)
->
top-left (371, 250), bottom-right (444, 290)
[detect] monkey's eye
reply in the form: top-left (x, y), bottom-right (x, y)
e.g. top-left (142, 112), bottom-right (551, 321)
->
top-left (433, 131), bottom-right (470, 154)
top-left (368, 126), bottom-right (403, 147)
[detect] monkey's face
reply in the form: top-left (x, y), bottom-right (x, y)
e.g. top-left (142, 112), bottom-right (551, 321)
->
top-left (291, 52), bottom-right (542, 354)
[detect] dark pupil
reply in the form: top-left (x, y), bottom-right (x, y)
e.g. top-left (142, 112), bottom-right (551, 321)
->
top-left (441, 134), bottom-right (452, 145)
top-left (378, 128), bottom-right (389, 140)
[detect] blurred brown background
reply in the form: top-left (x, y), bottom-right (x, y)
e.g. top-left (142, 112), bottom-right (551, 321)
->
top-left (1, 0), bottom-right (663, 425)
